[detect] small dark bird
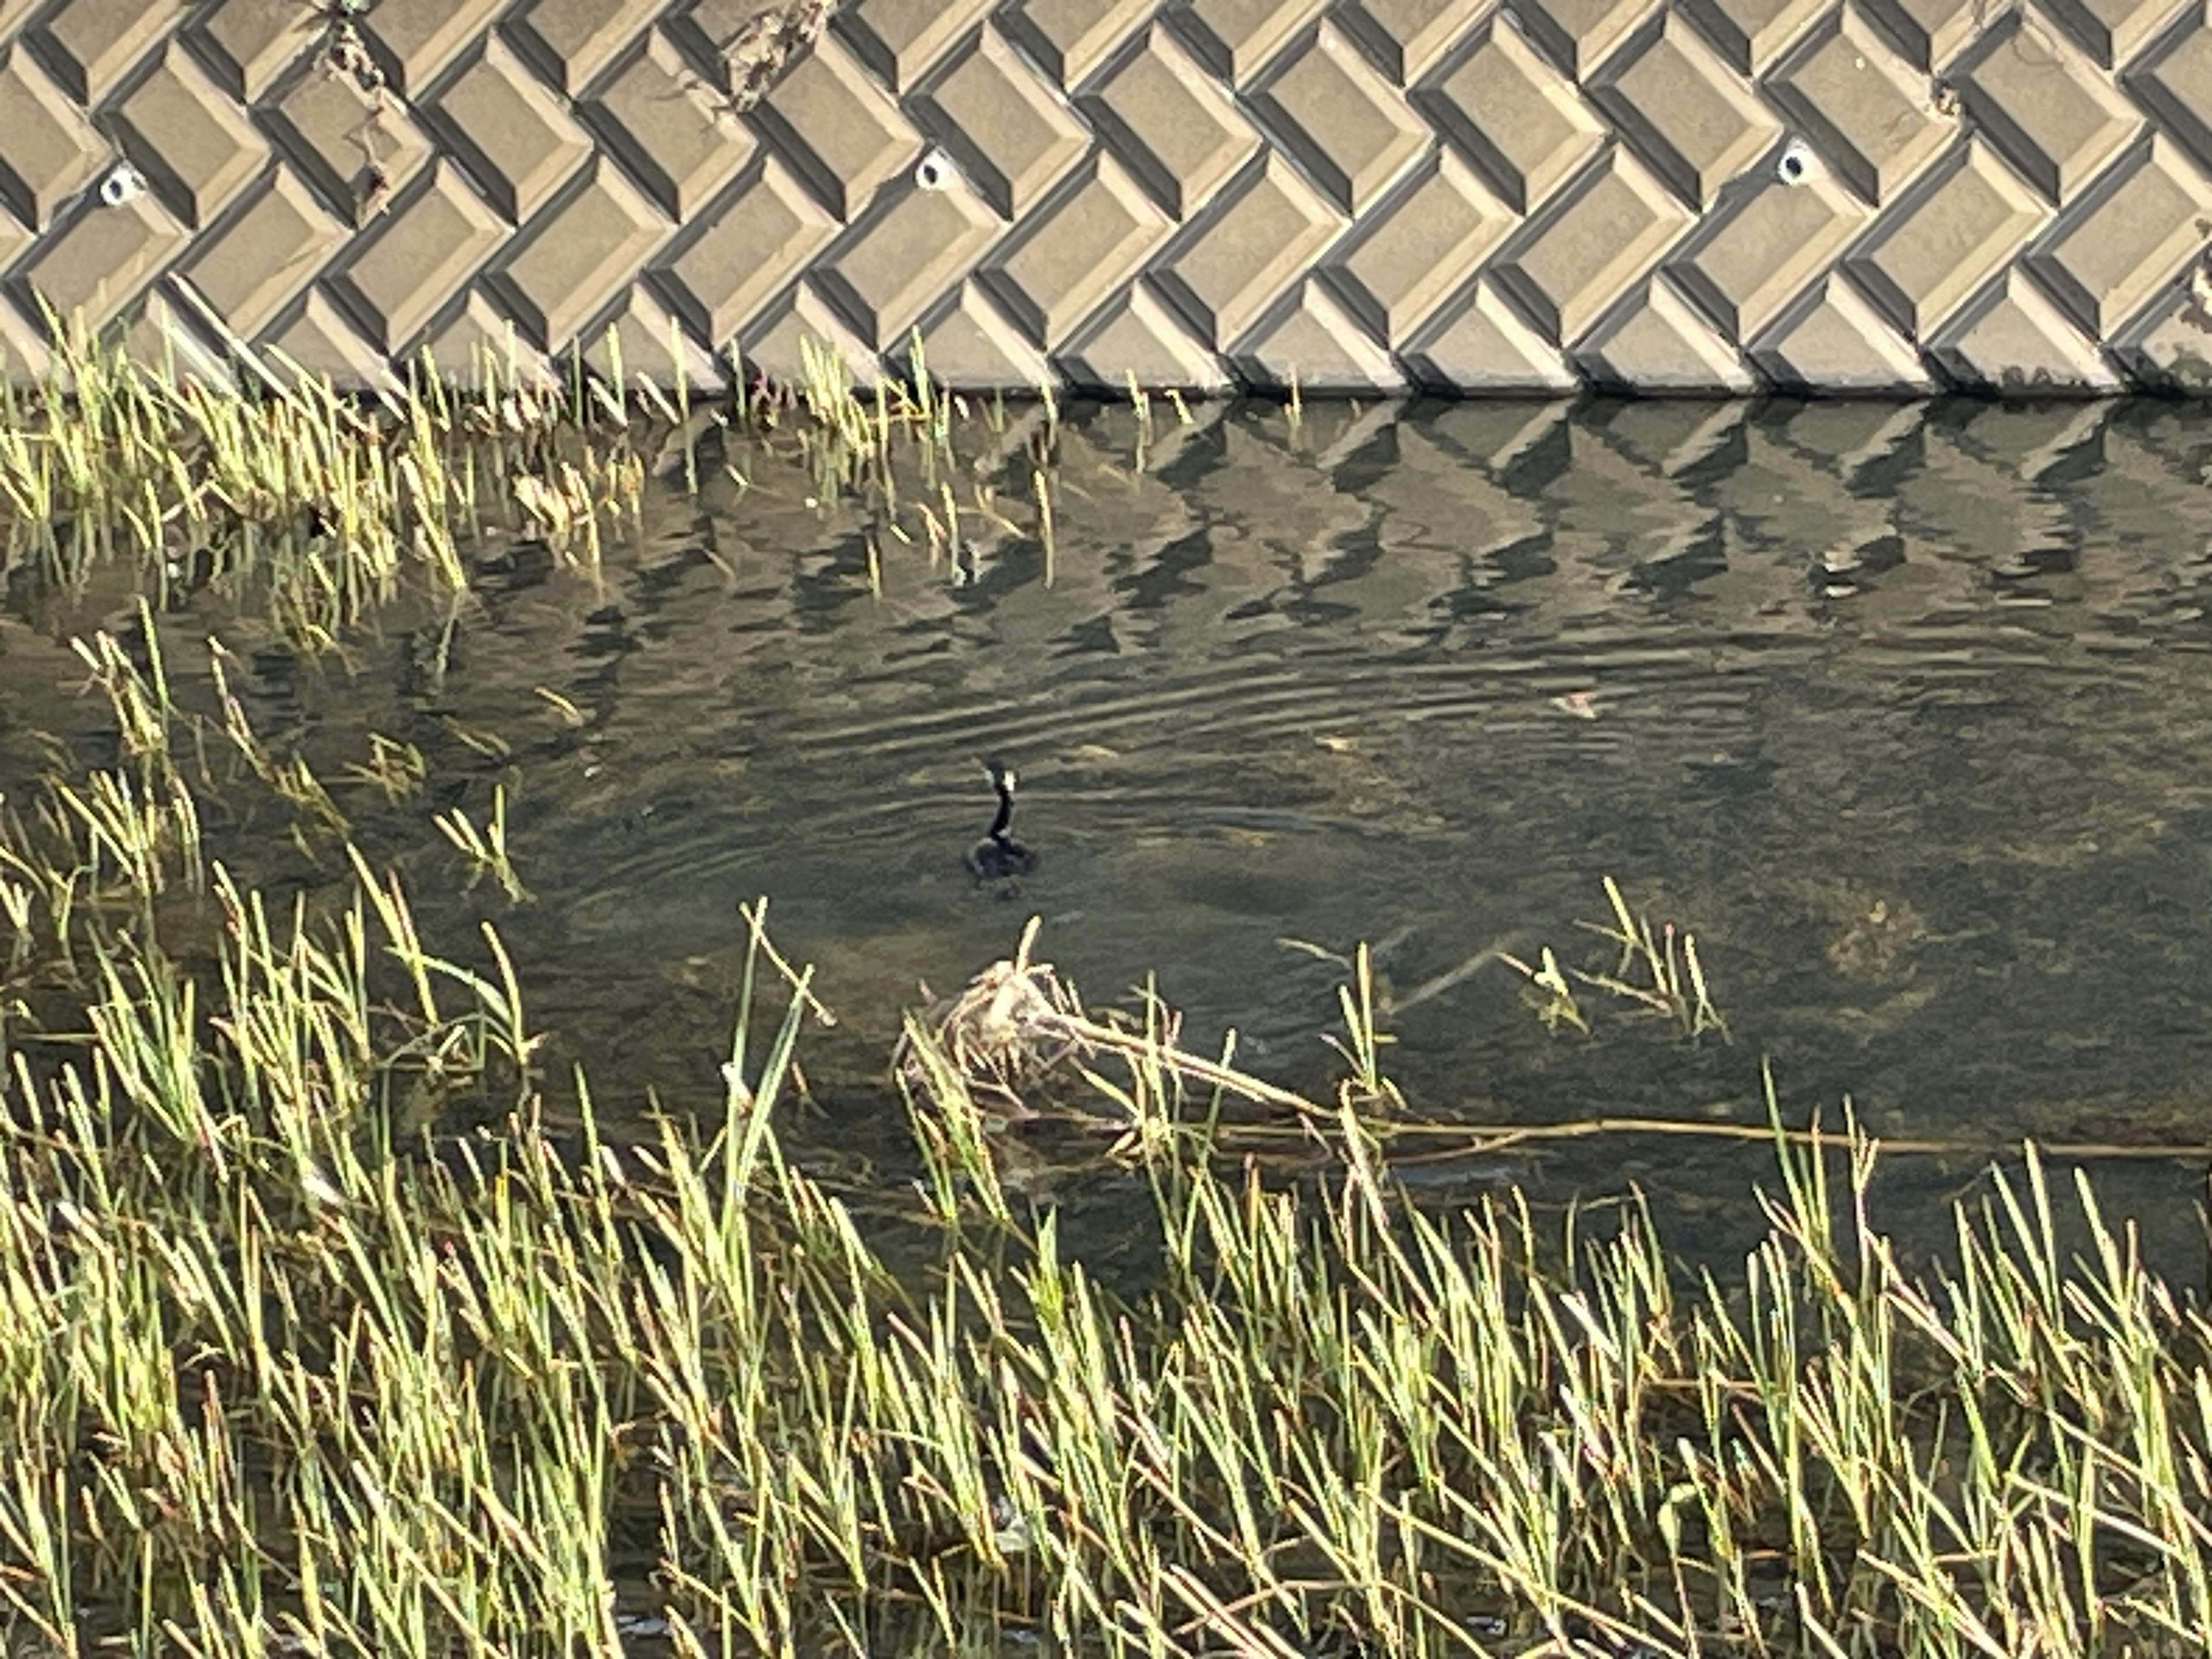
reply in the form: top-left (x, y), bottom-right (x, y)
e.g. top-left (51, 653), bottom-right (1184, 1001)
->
top-left (966, 756), bottom-right (1037, 881)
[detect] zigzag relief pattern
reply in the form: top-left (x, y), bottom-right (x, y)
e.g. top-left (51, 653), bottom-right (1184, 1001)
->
top-left (2, 0), bottom-right (2212, 394)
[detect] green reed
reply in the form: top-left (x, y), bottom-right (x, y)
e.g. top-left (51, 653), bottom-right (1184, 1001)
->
top-left (0, 310), bottom-right (655, 644)
top-left (1, 317), bottom-right (1077, 650)
top-left (1324, 938), bottom-right (1401, 1108)
top-left (432, 785), bottom-right (528, 905)
top-left (1503, 874), bottom-right (1729, 1042)
top-left (752, 332), bottom-right (1069, 587)
top-left (2, 619), bottom-right (2211, 1657)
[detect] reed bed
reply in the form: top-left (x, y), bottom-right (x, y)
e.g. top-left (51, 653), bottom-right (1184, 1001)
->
top-left (0, 306), bottom-right (660, 644)
top-left (0, 307), bottom-right (1070, 644)
top-left (2, 630), bottom-right (2211, 1657)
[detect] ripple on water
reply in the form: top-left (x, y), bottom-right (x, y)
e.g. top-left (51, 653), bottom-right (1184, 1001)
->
top-left (14, 398), bottom-right (2212, 1249)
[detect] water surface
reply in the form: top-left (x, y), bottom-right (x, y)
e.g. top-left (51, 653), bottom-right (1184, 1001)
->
top-left (9, 395), bottom-right (2212, 1263)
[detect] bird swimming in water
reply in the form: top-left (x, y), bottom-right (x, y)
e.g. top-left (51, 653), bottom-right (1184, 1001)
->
top-left (967, 756), bottom-right (1037, 881)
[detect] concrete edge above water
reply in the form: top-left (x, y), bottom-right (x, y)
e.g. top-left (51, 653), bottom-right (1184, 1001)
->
top-left (5, 0), bottom-right (2212, 397)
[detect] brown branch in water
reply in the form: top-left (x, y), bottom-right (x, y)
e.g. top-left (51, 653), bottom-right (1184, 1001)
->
top-left (903, 930), bottom-right (2212, 1175)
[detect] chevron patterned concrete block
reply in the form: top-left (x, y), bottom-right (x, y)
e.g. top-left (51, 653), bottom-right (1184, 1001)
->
top-left (0, 48), bottom-right (105, 231)
top-left (984, 153), bottom-right (1173, 346)
top-left (1415, 19), bottom-right (1604, 215)
top-left (0, 0), bottom-right (2209, 393)
top-left (175, 168), bottom-right (347, 338)
top-left (1329, 147), bottom-right (1513, 344)
top-left (911, 22), bottom-right (1089, 217)
top-left (511, 0), bottom-right (664, 95)
top-left (586, 30), bottom-right (759, 222)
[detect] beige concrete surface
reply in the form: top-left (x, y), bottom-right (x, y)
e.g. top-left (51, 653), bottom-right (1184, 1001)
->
top-left (0, 0), bottom-right (2209, 393)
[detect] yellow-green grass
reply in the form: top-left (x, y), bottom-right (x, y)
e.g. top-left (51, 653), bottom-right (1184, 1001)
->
top-left (0, 313), bottom-right (1074, 644)
top-left (0, 631), bottom-right (2209, 1657)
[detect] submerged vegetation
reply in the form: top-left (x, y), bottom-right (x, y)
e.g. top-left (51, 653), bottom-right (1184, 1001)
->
top-left (1, 332), bottom-right (2210, 1654)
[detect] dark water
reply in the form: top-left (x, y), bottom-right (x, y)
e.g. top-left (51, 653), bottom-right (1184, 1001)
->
top-left (9, 395), bottom-right (2212, 1266)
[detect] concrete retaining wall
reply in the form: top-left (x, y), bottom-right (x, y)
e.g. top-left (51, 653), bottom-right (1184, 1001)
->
top-left (3, 0), bottom-right (2212, 395)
